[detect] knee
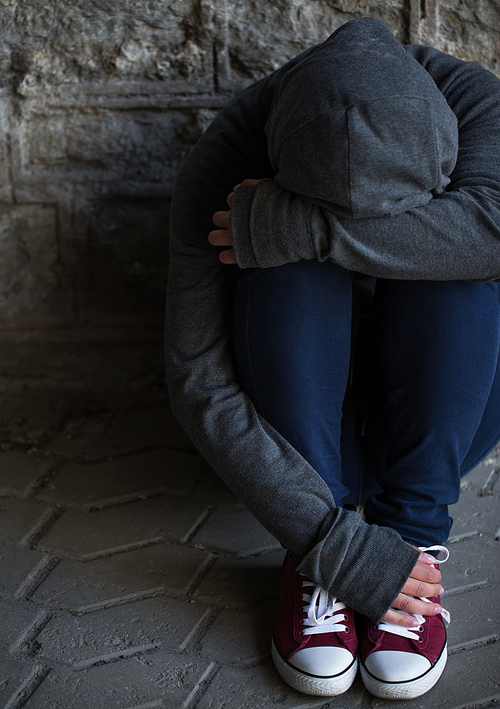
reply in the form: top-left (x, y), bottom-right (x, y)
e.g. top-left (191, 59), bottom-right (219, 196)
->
top-left (387, 279), bottom-right (499, 311)
top-left (380, 281), bottom-right (500, 337)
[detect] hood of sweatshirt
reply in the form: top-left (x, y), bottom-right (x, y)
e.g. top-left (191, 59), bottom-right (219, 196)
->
top-left (264, 17), bottom-right (458, 219)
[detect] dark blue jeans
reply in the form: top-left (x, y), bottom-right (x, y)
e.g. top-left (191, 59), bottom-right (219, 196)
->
top-left (233, 260), bottom-right (500, 547)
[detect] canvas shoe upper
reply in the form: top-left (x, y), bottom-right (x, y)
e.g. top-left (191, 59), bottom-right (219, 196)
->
top-left (271, 551), bottom-right (358, 696)
top-left (359, 545), bottom-right (450, 700)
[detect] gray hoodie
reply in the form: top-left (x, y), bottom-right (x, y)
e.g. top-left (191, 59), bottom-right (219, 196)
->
top-left (264, 18), bottom-right (458, 219)
top-left (165, 17), bottom-right (500, 623)
top-left (230, 21), bottom-right (500, 281)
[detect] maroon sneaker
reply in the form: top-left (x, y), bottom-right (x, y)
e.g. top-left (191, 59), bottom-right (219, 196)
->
top-left (271, 551), bottom-right (358, 696)
top-left (359, 545), bottom-right (450, 700)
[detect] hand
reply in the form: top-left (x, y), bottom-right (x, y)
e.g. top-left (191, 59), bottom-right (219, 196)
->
top-left (208, 179), bottom-right (264, 264)
top-left (209, 208), bottom-right (235, 263)
top-left (382, 549), bottom-right (444, 627)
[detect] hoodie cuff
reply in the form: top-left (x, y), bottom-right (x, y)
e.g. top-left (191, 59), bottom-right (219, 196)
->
top-left (297, 511), bottom-right (420, 624)
top-left (231, 179), bottom-right (316, 268)
top-left (229, 183), bottom-right (261, 268)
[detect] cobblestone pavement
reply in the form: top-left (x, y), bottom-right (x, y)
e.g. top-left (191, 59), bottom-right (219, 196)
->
top-left (0, 401), bottom-right (498, 708)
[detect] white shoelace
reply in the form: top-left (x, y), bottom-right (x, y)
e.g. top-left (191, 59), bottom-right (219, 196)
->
top-left (376, 545), bottom-right (451, 640)
top-left (300, 577), bottom-right (348, 636)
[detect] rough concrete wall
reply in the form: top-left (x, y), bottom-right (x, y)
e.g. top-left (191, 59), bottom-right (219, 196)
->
top-left (0, 0), bottom-right (499, 384)
top-left (413, 0), bottom-right (500, 73)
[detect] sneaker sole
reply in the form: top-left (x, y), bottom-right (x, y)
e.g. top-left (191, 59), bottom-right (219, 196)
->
top-left (271, 638), bottom-right (358, 696)
top-left (360, 643), bottom-right (447, 700)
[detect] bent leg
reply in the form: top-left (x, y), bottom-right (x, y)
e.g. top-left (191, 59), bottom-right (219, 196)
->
top-left (461, 324), bottom-right (500, 474)
top-left (364, 280), bottom-right (500, 546)
top-left (232, 260), bottom-right (353, 506)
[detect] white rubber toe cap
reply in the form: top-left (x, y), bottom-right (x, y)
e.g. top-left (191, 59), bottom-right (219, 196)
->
top-left (289, 646), bottom-right (354, 677)
top-left (364, 650), bottom-right (431, 682)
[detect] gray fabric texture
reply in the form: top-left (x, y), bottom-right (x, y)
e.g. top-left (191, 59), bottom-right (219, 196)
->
top-left (264, 18), bottom-right (458, 219)
top-left (231, 27), bottom-right (500, 281)
top-left (165, 18), bottom-right (500, 623)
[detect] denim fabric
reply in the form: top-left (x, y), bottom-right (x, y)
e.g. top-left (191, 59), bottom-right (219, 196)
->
top-left (233, 260), bottom-right (500, 547)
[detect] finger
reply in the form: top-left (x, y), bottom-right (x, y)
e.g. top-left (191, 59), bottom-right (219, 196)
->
top-left (382, 607), bottom-right (420, 627)
top-left (400, 575), bottom-right (443, 600)
top-left (408, 559), bottom-right (441, 584)
top-left (208, 229), bottom-right (232, 246)
top-left (212, 210), bottom-right (230, 228)
top-left (382, 600), bottom-right (442, 628)
top-left (382, 607), bottom-right (422, 628)
top-left (241, 178), bottom-right (262, 186)
top-left (233, 178), bottom-right (263, 190)
top-left (391, 592), bottom-right (442, 619)
top-left (417, 549), bottom-right (443, 566)
top-left (229, 178), bottom-right (264, 205)
top-left (219, 248), bottom-right (236, 264)
top-left (405, 544), bottom-right (443, 566)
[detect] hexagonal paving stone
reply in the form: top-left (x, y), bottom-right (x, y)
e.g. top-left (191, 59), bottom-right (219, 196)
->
top-left (197, 602), bottom-right (277, 666)
top-left (0, 543), bottom-right (49, 596)
top-left (191, 550), bottom-right (284, 609)
top-left (31, 542), bottom-right (210, 610)
top-left (0, 451), bottom-right (47, 495)
top-left (192, 508), bottom-right (281, 557)
top-left (0, 498), bottom-right (54, 545)
top-left (36, 448), bottom-right (205, 508)
top-left (35, 596), bottom-right (211, 667)
top-left (23, 652), bottom-right (213, 709)
top-left (49, 406), bottom-right (194, 460)
top-left (0, 658), bottom-right (40, 707)
top-left (37, 496), bottom-right (208, 557)
top-left (0, 597), bottom-right (43, 653)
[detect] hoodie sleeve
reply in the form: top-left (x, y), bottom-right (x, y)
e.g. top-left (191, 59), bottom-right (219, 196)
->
top-left (166, 60), bottom-right (420, 624)
top-left (230, 52), bottom-right (500, 282)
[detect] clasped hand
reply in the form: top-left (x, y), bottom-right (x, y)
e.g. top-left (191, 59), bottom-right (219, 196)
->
top-left (385, 548), bottom-right (443, 627)
top-left (208, 179), bottom-right (263, 264)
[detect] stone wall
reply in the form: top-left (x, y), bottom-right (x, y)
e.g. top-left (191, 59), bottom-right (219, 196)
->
top-left (0, 0), bottom-right (499, 388)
